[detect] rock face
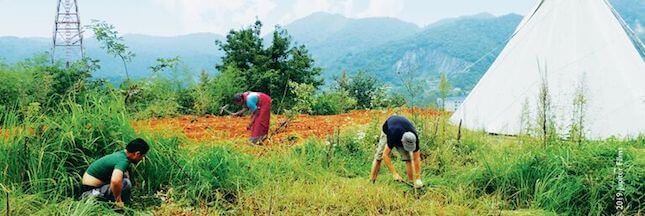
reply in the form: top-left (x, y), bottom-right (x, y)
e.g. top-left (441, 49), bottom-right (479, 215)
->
top-left (325, 13), bottom-right (523, 95)
top-left (393, 49), bottom-right (471, 80)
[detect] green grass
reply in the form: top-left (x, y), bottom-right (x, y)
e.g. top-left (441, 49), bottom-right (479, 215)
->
top-left (1, 95), bottom-right (643, 215)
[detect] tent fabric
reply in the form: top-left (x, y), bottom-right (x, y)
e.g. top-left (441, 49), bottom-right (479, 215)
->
top-left (450, 0), bottom-right (645, 139)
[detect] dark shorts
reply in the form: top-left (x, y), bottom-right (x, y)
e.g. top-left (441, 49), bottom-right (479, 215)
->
top-left (80, 178), bottom-right (132, 203)
top-left (374, 132), bottom-right (413, 161)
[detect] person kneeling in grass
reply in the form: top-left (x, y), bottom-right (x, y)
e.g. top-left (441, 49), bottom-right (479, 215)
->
top-left (80, 138), bottom-right (149, 209)
top-left (370, 116), bottom-right (423, 188)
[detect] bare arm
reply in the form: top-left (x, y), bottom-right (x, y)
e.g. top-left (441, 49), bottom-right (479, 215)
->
top-left (248, 110), bottom-right (259, 129)
top-left (110, 169), bottom-right (124, 202)
top-left (232, 107), bottom-right (249, 116)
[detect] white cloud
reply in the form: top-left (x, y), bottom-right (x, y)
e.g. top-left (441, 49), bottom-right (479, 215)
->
top-left (635, 20), bottom-right (643, 34)
top-left (155, 0), bottom-right (277, 34)
top-left (356, 0), bottom-right (404, 18)
top-left (152, 0), bottom-right (368, 35)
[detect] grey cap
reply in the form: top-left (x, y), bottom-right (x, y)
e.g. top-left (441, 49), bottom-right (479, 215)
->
top-left (401, 132), bottom-right (416, 152)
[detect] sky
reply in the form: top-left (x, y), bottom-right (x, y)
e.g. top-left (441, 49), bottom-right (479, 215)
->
top-left (0, 0), bottom-right (536, 37)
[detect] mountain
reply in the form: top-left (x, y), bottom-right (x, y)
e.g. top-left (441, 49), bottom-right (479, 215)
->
top-left (0, 36), bottom-right (51, 62)
top-left (283, 12), bottom-right (421, 67)
top-left (326, 13), bottom-right (522, 92)
top-left (0, 0), bottom-right (642, 91)
top-left (0, 33), bottom-right (225, 80)
top-left (88, 33), bottom-right (225, 79)
top-left (319, 0), bottom-right (643, 95)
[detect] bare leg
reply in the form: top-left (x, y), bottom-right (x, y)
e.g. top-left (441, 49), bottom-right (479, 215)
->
top-left (414, 152), bottom-right (422, 180)
top-left (370, 160), bottom-right (382, 183)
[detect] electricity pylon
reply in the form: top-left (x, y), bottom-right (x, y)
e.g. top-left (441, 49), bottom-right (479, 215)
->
top-left (52, 0), bottom-right (84, 66)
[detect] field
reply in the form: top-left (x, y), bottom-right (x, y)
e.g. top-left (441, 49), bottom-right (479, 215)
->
top-left (3, 1), bottom-right (645, 214)
top-left (134, 109), bottom-right (383, 144)
top-left (133, 108), bottom-right (441, 147)
top-left (1, 98), bottom-right (643, 216)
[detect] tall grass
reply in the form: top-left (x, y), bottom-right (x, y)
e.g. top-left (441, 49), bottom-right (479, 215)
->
top-left (0, 91), bottom-right (270, 213)
top-left (469, 139), bottom-right (643, 215)
top-left (1, 92), bottom-right (134, 198)
top-left (1, 93), bottom-right (643, 215)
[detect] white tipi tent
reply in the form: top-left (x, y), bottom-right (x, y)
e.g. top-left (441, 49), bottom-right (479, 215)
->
top-left (450, 0), bottom-right (645, 139)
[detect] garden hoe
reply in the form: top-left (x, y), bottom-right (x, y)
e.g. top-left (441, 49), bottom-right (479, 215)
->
top-left (219, 104), bottom-right (234, 115)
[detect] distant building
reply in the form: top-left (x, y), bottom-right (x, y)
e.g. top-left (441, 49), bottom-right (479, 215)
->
top-left (436, 96), bottom-right (465, 112)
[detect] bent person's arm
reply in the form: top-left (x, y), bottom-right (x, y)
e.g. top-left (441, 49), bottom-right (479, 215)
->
top-left (248, 110), bottom-right (258, 128)
top-left (232, 107), bottom-right (249, 116)
top-left (110, 169), bottom-right (125, 202)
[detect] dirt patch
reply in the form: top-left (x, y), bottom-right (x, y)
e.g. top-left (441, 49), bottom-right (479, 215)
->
top-left (133, 108), bottom-right (443, 146)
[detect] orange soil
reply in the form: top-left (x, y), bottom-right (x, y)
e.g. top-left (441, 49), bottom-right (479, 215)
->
top-left (133, 108), bottom-right (443, 146)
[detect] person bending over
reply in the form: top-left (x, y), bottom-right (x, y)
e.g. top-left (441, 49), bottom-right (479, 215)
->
top-left (370, 115), bottom-right (423, 188)
top-left (231, 91), bottom-right (272, 144)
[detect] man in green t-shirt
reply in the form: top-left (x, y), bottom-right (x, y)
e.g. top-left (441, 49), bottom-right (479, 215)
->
top-left (80, 138), bottom-right (149, 208)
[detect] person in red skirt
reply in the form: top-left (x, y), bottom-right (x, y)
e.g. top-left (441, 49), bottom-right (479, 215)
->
top-left (232, 92), bottom-right (272, 144)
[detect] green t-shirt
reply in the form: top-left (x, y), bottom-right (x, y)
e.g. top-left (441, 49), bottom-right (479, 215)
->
top-left (86, 150), bottom-right (130, 183)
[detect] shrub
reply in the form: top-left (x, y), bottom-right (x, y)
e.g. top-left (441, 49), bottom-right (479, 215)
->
top-left (127, 77), bottom-right (181, 119)
top-left (177, 88), bottom-right (196, 114)
top-left (337, 70), bottom-right (405, 109)
top-left (311, 90), bottom-right (356, 115)
top-left (191, 70), bottom-right (213, 115)
top-left (339, 71), bottom-right (380, 109)
top-left (0, 56), bottom-right (99, 115)
top-left (207, 65), bottom-right (246, 115)
top-left (369, 89), bottom-right (406, 109)
top-left (288, 81), bottom-right (315, 114)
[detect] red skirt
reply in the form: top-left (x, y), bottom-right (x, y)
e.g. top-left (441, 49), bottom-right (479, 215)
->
top-left (251, 93), bottom-right (272, 138)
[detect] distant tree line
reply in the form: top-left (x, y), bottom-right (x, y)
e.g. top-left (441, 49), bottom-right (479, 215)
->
top-left (0, 19), bottom-right (406, 120)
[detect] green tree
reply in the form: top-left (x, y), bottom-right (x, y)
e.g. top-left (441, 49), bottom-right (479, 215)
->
top-left (215, 20), bottom-right (322, 112)
top-left (438, 72), bottom-right (452, 110)
top-left (192, 70), bottom-right (213, 115)
top-left (338, 71), bottom-right (380, 109)
top-left (87, 20), bottom-right (135, 81)
top-left (395, 60), bottom-right (424, 106)
top-left (209, 65), bottom-right (247, 113)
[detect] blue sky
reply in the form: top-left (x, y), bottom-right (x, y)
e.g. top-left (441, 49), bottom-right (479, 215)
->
top-left (0, 0), bottom-right (536, 37)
